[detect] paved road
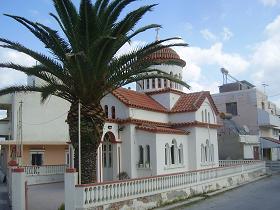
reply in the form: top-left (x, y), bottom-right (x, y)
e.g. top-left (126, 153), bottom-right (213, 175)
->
top-left (179, 174), bottom-right (280, 210)
top-left (28, 182), bottom-right (64, 210)
top-left (0, 183), bottom-right (10, 210)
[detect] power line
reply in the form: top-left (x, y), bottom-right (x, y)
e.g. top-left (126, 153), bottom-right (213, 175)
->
top-left (23, 111), bottom-right (68, 126)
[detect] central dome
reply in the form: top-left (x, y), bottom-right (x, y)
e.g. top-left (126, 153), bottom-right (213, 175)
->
top-left (148, 47), bottom-right (186, 67)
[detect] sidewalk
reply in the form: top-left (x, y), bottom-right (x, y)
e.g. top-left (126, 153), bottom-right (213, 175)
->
top-left (0, 168), bottom-right (10, 210)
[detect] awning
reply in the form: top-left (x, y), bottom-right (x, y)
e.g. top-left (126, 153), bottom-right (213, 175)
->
top-left (260, 137), bottom-right (280, 148)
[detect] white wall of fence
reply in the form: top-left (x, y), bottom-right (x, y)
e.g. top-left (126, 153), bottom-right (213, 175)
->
top-left (65, 160), bottom-right (266, 210)
top-left (23, 164), bottom-right (66, 185)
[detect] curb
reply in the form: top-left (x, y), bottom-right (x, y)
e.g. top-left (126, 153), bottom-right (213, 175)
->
top-left (155, 174), bottom-right (269, 210)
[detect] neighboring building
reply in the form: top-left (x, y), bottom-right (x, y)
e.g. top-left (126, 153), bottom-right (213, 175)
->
top-left (0, 47), bottom-right (221, 182)
top-left (218, 114), bottom-right (259, 160)
top-left (212, 80), bottom-right (280, 161)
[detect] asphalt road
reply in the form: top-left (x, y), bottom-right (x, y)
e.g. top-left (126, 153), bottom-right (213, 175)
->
top-left (179, 174), bottom-right (280, 210)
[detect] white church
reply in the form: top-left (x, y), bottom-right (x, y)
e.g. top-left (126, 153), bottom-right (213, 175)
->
top-left (0, 46), bottom-right (220, 183)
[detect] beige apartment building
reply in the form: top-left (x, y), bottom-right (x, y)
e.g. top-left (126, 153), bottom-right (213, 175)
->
top-left (212, 81), bottom-right (280, 161)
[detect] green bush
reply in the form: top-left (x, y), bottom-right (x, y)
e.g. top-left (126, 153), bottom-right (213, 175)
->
top-left (57, 203), bottom-right (65, 210)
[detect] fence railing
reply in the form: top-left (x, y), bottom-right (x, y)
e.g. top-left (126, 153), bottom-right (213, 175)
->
top-left (23, 164), bottom-right (66, 176)
top-left (219, 160), bottom-right (258, 167)
top-left (74, 161), bottom-right (265, 208)
top-left (266, 161), bottom-right (280, 171)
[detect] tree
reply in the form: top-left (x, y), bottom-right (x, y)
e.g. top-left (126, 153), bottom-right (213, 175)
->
top-left (0, 0), bottom-right (190, 183)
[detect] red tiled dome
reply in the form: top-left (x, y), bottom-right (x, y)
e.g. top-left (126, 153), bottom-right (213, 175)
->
top-left (148, 47), bottom-right (186, 67)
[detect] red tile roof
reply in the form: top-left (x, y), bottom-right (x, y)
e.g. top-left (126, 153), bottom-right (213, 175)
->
top-left (106, 118), bottom-right (221, 129)
top-left (171, 91), bottom-right (219, 115)
top-left (145, 88), bottom-right (184, 96)
top-left (111, 88), bottom-right (219, 115)
top-left (136, 125), bottom-right (189, 135)
top-left (147, 47), bottom-right (186, 67)
top-left (112, 88), bottom-right (167, 112)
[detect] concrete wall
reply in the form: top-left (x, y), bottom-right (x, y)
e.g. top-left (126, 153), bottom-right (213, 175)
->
top-left (218, 135), bottom-right (243, 160)
top-left (212, 89), bottom-right (259, 135)
top-left (12, 92), bottom-right (70, 142)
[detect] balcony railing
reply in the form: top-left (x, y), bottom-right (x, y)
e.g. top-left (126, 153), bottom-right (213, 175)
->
top-left (72, 160), bottom-right (265, 208)
top-left (258, 109), bottom-right (280, 128)
top-left (23, 164), bottom-right (66, 176)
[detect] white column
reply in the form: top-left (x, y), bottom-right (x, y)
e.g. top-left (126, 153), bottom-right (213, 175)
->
top-left (65, 168), bottom-right (78, 210)
top-left (11, 167), bottom-right (25, 210)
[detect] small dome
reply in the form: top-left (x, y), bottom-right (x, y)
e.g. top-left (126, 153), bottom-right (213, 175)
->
top-left (148, 47), bottom-right (186, 67)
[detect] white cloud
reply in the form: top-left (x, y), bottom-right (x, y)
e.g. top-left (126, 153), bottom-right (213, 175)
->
top-left (222, 27), bottom-right (234, 41)
top-left (249, 15), bottom-right (280, 106)
top-left (200, 29), bottom-right (217, 41)
top-left (0, 48), bottom-right (35, 89)
top-left (260, 0), bottom-right (280, 6)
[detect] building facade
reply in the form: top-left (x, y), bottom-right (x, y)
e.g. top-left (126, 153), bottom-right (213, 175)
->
top-left (212, 81), bottom-right (280, 161)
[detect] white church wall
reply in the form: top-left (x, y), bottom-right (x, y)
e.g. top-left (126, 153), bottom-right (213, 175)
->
top-left (169, 112), bottom-right (196, 123)
top-left (134, 130), bottom-right (156, 177)
top-left (101, 94), bottom-right (129, 119)
top-left (196, 98), bottom-right (217, 124)
top-left (150, 92), bottom-right (181, 110)
top-left (155, 133), bottom-right (188, 175)
top-left (129, 108), bottom-right (169, 123)
top-left (119, 124), bottom-right (136, 179)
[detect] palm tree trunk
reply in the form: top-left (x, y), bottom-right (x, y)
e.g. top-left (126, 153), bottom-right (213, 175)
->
top-left (67, 102), bottom-right (105, 184)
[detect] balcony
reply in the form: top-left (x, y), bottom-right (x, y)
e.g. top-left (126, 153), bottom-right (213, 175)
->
top-left (239, 135), bottom-right (259, 144)
top-left (258, 109), bottom-right (280, 128)
top-left (0, 119), bottom-right (11, 138)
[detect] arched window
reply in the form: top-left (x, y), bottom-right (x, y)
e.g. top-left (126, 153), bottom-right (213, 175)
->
top-left (171, 139), bottom-right (177, 164)
top-left (164, 79), bottom-right (167, 88)
top-left (178, 144), bottom-right (183, 164)
top-left (205, 140), bottom-right (209, 162)
top-left (146, 79), bottom-right (150, 89)
top-left (158, 78), bottom-right (162, 88)
top-left (165, 144), bottom-right (170, 165)
top-left (201, 144), bottom-right (205, 162)
top-left (139, 146), bottom-right (144, 165)
top-left (208, 112), bottom-right (210, 123)
top-left (104, 105), bottom-right (108, 118)
top-left (205, 109), bottom-right (207, 123)
top-left (170, 72), bottom-right (173, 88)
top-left (146, 145), bottom-right (150, 165)
top-left (210, 144), bottom-right (214, 162)
top-left (202, 110), bottom-right (204, 122)
top-left (152, 78), bottom-right (155, 88)
top-left (111, 106), bottom-right (116, 119)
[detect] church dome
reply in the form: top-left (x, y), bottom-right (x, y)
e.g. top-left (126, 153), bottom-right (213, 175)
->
top-left (148, 47), bottom-right (186, 67)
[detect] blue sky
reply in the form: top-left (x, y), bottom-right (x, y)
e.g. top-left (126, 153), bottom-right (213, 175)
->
top-left (0, 0), bottom-right (280, 105)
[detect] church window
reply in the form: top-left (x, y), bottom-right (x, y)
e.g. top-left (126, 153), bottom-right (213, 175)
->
top-left (202, 111), bottom-right (204, 122)
top-left (205, 140), bottom-right (209, 162)
top-left (111, 106), bottom-right (116, 119)
top-left (165, 144), bottom-right (170, 165)
top-left (139, 146), bottom-right (144, 165)
top-left (178, 144), bottom-right (183, 164)
top-left (164, 79), bottom-right (167, 88)
top-left (201, 144), bottom-right (205, 163)
top-left (146, 79), bottom-right (150, 89)
top-left (210, 144), bottom-right (214, 162)
top-left (104, 105), bottom-right (108, 118)
top-left (208, 112), bottom-right (210, 123)
top-left (171, 139), bottom-right (177, 164)
top-left (158, 78), bottom-right (162, 88)
top-left (146, 145), bottom-right (150, 165)
top-left (152, 78), bottom-right (155, 88)
top-left (205, 109), bottom-right (207, 123)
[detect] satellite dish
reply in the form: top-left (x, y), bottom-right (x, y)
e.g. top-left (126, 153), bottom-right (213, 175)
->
top-left (243, 125), bottom-right (249, 133)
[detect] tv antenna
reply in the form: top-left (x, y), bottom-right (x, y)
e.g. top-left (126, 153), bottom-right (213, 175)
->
top-left (262, 83), bottom-right (268, 94)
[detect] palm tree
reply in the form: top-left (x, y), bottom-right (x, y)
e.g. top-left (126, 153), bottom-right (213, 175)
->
top-left (0, 0), bottom-right (190, 183)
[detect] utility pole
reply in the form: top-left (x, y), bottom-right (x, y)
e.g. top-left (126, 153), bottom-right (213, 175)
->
top-left (78, 100), bottom-right (81, 184)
